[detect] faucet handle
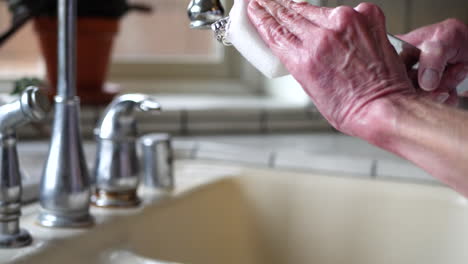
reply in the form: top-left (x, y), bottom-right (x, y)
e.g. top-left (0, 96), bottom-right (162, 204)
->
top-left (137, 97), bottom-right (161, 112)
top-left (96, 94), bottom-right (161, 140)
top-left (111, 93), bottom-right (161, 114)
top-left (21, 86), bottom-right (52, 121)
top-left (0, 87), bottom-right (51, 133)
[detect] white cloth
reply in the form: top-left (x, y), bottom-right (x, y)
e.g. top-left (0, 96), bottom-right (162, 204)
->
top-left (226, 0), bottom-right (289, 78)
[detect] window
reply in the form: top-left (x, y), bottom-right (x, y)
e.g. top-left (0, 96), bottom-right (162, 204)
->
top-left (114, 0), bottom-right (221, 62)
top-left (0, 3), bottom-right (44, 78)
top-left (0, 0), bottom-right (262, 94)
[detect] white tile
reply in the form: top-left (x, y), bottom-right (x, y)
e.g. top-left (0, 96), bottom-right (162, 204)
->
top-left (330, 136), bottom-right (403, 161)
top-left (376, 160), bottom-right (440, 184)
top-left (194, 142), bottom-right (272, 166)
top-left (266, 106), bottom-right (330, 132)
top-left (187, 121), bottom-right (261, 134)
top-left (186, 108), bottom-right (262, 133)
top-left (137, 109), bottom-right (182, 134)
top-left (267, 108), bottom-right (308, 120)
top-left (267, 120), bottom-right (331, 132)
top-left (172, 140), bottom-right (198, 159)
top-left (139, 122), bottom-right (181, 134)
top-left (188, 108), bottom-right (262, 121)
top-left (135, 109), bottom-right (181, 122)
top-left (275, 150), bottom-right (374, 176)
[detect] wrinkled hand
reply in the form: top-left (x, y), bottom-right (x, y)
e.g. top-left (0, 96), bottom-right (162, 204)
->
top-left (247, 0), bottom-right (415, 137)
top-left (399, 19), bottom-right (468, 97)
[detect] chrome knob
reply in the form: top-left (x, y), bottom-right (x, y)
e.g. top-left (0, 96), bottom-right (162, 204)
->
top-left (188, 0), bottom-right (225, 29)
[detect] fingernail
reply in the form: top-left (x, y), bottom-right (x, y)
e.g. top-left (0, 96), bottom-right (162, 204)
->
top-left (421, 69), bottom-right (440, 91)
top-left (436, 93), bottom-right (450, 103)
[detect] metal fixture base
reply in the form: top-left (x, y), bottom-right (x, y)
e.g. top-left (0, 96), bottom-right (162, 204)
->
top-left (39, 97), bottom-right (93, 229)
top-left (0, 229), bottom-right (32, 248)
top-left (189, 20), bottom-right (212, 29)
top-left (211, 16), bottom-right (232, 46)
top-left (37, 211), bottom-right (94, 228)
top-left (91, 189), bottom-right (141, 208)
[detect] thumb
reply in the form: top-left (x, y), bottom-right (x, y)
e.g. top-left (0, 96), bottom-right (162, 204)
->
top-left (418, 41), bottom-right (457, 91)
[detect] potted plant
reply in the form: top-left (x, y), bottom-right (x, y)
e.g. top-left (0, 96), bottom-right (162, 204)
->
top-left (1, 0), bottom-right (151, 105)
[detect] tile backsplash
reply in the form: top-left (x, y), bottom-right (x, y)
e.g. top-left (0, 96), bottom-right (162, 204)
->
top-left (15, 96), bottom-right (332, 139)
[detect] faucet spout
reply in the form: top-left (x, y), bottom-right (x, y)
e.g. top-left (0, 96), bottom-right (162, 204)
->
top-left (187, 0), bottom-right (225, 29)
top-left (38, 0), bottom-right (93, 228)
top-left (95, 94), bottom-right (161, 140)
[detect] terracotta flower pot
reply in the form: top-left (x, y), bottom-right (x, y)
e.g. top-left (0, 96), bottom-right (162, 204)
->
top-left (34, 17), bottom-right (120, 105)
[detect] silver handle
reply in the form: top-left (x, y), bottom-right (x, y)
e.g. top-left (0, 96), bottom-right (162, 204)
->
top-left (140, 133), bottom-right (174, 190)
top-left (95, 94), bottom-right (161, 140)
top-left (0, 87), bottom-right (51, 134)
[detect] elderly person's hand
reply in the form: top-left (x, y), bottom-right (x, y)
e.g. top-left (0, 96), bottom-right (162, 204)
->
top-left (247, 0), bottom-right (414, 139)
top-left (399, 19), bottom-right (468, 105)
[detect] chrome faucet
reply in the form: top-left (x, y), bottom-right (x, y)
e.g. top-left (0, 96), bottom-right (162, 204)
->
top-left (187, 0), bottom-right (225, 29)
top-left (38, 0), bottom-right (93, 228)
top-left (0, 87), bottom-right (51, 248)
top-left (92, 94), bottom-right (161, 208)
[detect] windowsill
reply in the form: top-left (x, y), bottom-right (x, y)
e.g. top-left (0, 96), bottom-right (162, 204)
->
top-left (2, 92), bottom-right (329, 139)
top-left (0, 77), bottom-right (261, 96)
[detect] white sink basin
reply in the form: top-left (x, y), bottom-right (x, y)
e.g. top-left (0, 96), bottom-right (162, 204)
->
top-left (9, 161), bottom-right (468, 264)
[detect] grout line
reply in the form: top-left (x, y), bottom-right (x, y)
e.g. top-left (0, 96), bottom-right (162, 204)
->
top-left (370, 160), bottom-right (378, 178)
top-left (93, 107), bottom-right (101, 127)
top-left (260, 109), bottom-right (269, 134)
top-left (180, 110), bottom-right (188, 135)
top-left (189, 142), bottom-right (200, 160)
top-left (268, 151), bottom-right (277, 168)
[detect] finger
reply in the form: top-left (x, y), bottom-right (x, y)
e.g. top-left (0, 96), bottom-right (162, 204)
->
top-left (439, 63), bottom-right (468, 90)
top-left (418, 41), bottom-right (457, 91)
top-left (354, 3), bottom-right (396, 59)
top-left (424, 64), bottom-right (467, 104)
top-left (354, 3), bottom-right (388, 44)
top-left (445, 89), bottom-right (459, 106)
top-left (354, 3), bottom-right (386, 28)
top-left (271, 0), bottom-right (331, 25)
top-left (256, 0), bottom-right (313, 38)
top-left (397, 27), bottom-right (432, 47)
top-left (247, 0), bottom-right (302, 53)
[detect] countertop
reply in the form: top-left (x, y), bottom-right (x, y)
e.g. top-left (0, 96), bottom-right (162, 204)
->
top-left (17, 133), bottom-right (441, 203)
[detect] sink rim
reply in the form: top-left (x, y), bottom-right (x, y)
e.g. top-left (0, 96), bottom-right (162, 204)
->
top-left (3, 160), bottom-right (465, 264)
